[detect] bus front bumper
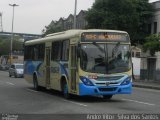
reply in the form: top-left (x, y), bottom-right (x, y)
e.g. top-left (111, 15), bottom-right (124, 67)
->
top-left (79, 83), bottom-right (132, 96)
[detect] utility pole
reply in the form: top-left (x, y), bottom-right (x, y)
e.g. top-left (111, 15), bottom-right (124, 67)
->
top-left (0, 12), bottom-right (3, 32)
top-left (73, 0), bottom-right (77, 29)
top-left (9, 4), bottom-right (19, 64)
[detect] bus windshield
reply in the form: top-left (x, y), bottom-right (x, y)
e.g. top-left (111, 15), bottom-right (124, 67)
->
top-left (80, 43), bottom-right (131, 74)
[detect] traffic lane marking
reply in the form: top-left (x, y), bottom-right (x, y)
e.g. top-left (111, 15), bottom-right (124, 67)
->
top-left (26, 88), bottom-right (38, 93)
top-left (122, 98), bottom-right (155, 106)
top-left (63, 99), bottom-right (88, 107)
top-left (6, 82), bottom-right (15, 86)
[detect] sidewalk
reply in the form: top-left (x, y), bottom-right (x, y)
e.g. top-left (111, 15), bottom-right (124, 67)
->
top-left (133, 80), bottom-right (160, 90)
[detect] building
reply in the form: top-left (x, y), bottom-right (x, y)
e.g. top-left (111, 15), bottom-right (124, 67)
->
top-left (46, 10), bottom-right (87, 32)
top-left (75, 10), bottom-right (88, 29)
top-left (150, 1), bottom-right (160, 34)
top-left (130, 1), bottom-right (160, 81)
top-left (139, 1), bottom-right (160, 81)
top-left (131, 46), bottom-right (142, 80)
top-left (64, 14), bottom-right (74, 30)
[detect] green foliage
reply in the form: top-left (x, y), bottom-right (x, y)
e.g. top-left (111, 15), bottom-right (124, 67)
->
top-left (85, 0), bottom-right (153, 45)
top-left (143, 34), bottom-right (160, 56)
top-left (0, 35), bottom-right (23, 55)
top-left (0, 36), bottom-right (10, 55)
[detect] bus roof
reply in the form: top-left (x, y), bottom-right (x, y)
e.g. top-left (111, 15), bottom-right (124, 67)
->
top-left (25, 29), bottom-right (128, 46)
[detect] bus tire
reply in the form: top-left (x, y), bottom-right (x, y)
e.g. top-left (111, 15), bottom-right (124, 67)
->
top-left (103, 95), bottom-right (113, 100)
top-left (33, 75), bottom-right (40, 91)
top-left (62, 80), bottom-right (70, 99)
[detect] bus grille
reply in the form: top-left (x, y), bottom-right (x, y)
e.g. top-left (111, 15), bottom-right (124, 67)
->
top-left (98, 76), bottom-right (124, 81)
top-left (96, 82), bottom-right (119, 86)
top-left (98, 87), bottom-right (117, 92)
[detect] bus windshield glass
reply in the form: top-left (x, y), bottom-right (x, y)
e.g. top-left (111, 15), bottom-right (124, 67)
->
top-left (80, 44), bottom-right (131, 74)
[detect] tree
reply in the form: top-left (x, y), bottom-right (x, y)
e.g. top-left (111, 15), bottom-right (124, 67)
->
top-left (0, 35), bottom-right (23, 55)
top-left (143, 34), bottom-right (160, 56)
top-left (0, 36), bottom-right (10, 55)
top-left (85, 0), bottom-right (153, 45)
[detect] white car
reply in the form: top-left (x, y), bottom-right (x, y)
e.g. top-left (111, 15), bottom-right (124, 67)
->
top-left (9, 63), bottom-right (24, 78)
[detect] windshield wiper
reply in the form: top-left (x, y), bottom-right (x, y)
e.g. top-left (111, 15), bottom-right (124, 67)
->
top-left (93, 42), bottom-right (105, 53)
top-left (112, 42), bottom-right (120, 57)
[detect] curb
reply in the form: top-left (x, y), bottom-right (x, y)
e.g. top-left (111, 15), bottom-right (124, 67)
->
top-left (133, 84), bottom-right (160, 90)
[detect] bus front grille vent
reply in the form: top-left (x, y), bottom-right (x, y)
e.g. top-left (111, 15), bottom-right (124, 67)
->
top-left (96, 82), bottom-right (119, 86)
top-left (98, 87), bottom-right (117, 92)
top-left (98, 76), bottom-right (124, 81)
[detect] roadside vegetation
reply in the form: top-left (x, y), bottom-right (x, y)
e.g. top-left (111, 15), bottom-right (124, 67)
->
top-left (0, 35), bottom-right (23, 56)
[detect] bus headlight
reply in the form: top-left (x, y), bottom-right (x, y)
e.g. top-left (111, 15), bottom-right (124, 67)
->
top-left (121, 76), bottom-right (132, 85)
top-left (80, 76), bottom-right (94, 86)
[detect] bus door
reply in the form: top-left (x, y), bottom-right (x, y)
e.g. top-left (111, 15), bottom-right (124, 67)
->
top-left (70, 45), bottom-right (78, 93)
top-left (45, 47), bottom-right (51, 88)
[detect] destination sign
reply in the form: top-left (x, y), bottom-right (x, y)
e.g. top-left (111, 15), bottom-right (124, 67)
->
top-left (81, 32), bottom-right (129, 42)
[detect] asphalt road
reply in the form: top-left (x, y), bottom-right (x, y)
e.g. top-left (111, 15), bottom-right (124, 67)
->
top-left (0, 71), bottom-right (160, 119)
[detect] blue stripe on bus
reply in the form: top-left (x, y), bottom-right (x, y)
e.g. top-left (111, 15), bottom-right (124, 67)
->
top-left (60, 63), bottom-right (69, 80)
top-left (24, 61), bottom-right (43, 75)
top-left (79, 83), bottom-right (132, 96)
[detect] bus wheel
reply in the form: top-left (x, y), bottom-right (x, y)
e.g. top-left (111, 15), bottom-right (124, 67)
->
top-left (33, 75), bottom-right (39, 91)
top-left (63, 82), bottom-right (70, 99)
top-left (103, 95), bottom-right (113, 100)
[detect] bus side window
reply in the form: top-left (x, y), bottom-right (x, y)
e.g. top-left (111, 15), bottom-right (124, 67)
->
top-left (24, 44), bottom-right (45, 61)
top-left (34, 47), bottom-right (38, 60)
top-left (38, 44), bottom-right (45, 60)
top-left (62, 40), bottom-right (69, 61)
top-left (34, 44), bottom-right (45, 61)
top-left (52, 41), bottom-right (62, 61)
top-left (51, 40), bottom-right (69, 61)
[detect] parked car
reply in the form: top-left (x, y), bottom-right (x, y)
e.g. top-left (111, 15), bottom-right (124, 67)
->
top-left (0, 64), bottom-right (9, 70)
top-left (9, 63), bottom-right (24, 78)
top-left (0, 65), bottom-right (6, 70)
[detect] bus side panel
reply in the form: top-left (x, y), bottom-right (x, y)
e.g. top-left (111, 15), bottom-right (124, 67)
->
top-left (50, 61), bottom-right (61, 91)
top-left (37, 62), bottom-right (45, 86)
top-left (24, 60), bottom-right (44, 84)
top-left (50, 61), bottom-right (69, 91)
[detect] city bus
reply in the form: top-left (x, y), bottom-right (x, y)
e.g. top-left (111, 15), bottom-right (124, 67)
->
top-left (24, 29), bottom-right (132, 99)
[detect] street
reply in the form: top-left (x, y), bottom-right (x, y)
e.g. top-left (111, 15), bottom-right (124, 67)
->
top-left (0, 71), bottom-right (160, 114)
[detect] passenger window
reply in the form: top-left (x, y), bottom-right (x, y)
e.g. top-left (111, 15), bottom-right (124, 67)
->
top-left (51, 40), bottom-right (69, 61)
top-left (52, 41), bottom-right (62, 61)
top-left (62, 40), bottom-right (69, 61)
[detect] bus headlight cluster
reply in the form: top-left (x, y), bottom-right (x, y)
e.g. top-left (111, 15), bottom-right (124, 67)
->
top-left (80, 76), bottom-right (94, 86)
top-left (121, 76), bottom-right (132, 85)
